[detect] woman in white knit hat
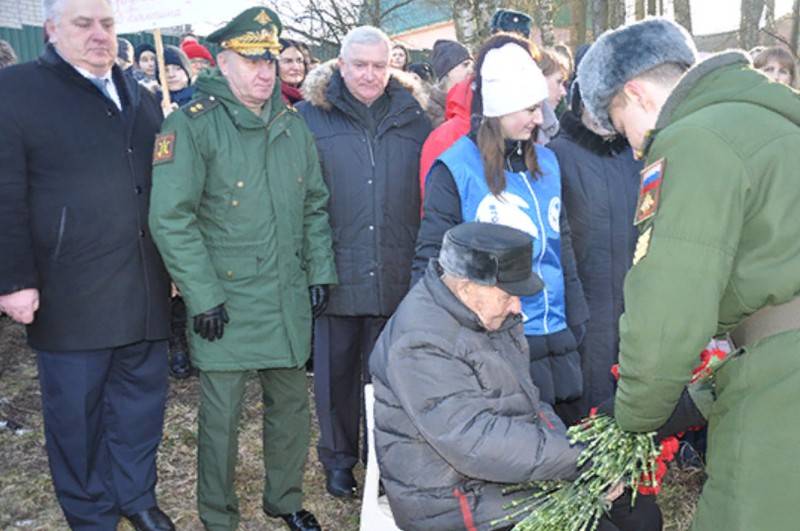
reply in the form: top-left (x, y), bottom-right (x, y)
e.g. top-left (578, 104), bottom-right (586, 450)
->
top-left (412, 34), bottom-right (662, 531)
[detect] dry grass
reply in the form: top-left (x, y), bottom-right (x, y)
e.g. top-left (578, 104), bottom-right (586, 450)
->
top-left (1, 316), bottom-right (699, 530)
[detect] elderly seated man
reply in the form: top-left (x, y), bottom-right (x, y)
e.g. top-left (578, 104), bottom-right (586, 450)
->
top-left (369, 222), bottom-right (665, 531)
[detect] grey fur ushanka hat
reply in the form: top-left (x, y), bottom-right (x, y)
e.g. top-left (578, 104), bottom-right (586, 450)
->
top-left (577, 18), bottom-right (697, 133)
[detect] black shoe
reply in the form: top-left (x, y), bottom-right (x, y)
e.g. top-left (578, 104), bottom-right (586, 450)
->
top-left (125, 507), bottom-right (175, 531)
top-left (274, 509), bottom-right (322, 531)
top-left (169, 350), bottom-right (192, 380)
top-left (325, 468), bottom-right (357, 498)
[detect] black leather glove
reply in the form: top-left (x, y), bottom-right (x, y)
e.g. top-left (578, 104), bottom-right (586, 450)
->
top-left (309, 284), bottom-right (329, 318)
top-left (594, 388), bottom-right (706, 441)
top-left (193, 304), bottom-right (229, 341)
top-left (654, 388), bottom-right (706, 440)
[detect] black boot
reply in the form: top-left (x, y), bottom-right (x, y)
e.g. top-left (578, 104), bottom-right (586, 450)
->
top-left (267, 509), bottom-right (322, 531)
top-left (169, 349), bottom-right (192, 379)
top-left (324, 468), bottom-right (357, 498)
top-left (125, 507), bottom-right (175, 531)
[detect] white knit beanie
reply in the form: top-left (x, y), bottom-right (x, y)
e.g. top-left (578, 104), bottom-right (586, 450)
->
top-left (481, 43), bottom-right (549, 118)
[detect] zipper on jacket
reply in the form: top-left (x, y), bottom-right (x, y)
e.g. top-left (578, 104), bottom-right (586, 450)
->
top-left (53, 207), bottom-right (67, 260)
top-left (519, 172), bottom-right (550, 334)
top-left (364, 131), bottom-right (376, 168)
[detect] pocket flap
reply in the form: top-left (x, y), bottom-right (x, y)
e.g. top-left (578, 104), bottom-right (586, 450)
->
top-left (210, 255), bottom-right (259, 280)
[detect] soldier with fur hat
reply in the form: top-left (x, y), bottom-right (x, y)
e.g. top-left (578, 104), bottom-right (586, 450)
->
top-left (579, 17), bottom-right (800, 530)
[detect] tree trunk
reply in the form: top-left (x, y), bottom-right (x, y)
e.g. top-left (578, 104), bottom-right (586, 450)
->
top-left (608, 0), bottom-right (625, 29)
top-left (452, 0), bottom-right (499, 50)
top-left (536, 0), bottom-right (557, 46)
top-left (792, 0), bottom-right (800, 57)
top-left (635, 0), bottom-right (646, 19)
top-left (673, 0), bottom-right (692, 33)
top-left (571, 0), bottom-right (588, 46)
top-left (739, 0), bottom-right (766, 50)
top-left (590, 0), bottom-right (608, 39)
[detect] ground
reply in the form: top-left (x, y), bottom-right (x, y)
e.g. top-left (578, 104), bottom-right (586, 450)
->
top-left (0, 317), bottom-right (703, 530)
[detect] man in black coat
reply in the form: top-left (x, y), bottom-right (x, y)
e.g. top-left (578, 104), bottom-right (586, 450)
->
top-left (0, 1), bottom-right (172, 529)
top-left (297, 25), bottom-right (431, 497)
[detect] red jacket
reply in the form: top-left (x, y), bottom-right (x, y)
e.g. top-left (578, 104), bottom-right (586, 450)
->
top-left (419, 77), bottom-right (473, 203)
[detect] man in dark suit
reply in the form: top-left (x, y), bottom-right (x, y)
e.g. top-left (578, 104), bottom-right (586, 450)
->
top-left (0, 1), bottom-right (173, 529)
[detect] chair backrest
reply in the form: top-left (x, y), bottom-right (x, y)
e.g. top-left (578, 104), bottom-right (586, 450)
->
top-left (360, 383), bottom-right (402, 531)
top-left (364, 384), bottom-right (379, 490)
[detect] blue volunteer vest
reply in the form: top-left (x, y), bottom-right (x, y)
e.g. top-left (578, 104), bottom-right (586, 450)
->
top-left (437, 136), bottom-right (567, 336)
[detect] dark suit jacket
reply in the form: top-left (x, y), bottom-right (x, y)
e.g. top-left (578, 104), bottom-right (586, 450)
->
top-left (0, 45), bottom-right (170, 350)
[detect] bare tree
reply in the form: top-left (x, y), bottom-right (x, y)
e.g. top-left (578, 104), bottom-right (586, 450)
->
top-left (589, 0), bottom-right (608, 39)
top-left (535, 0), bottom-right (557, 46)
top-left (792, 0), bottom-right (800, 56)
top-left (270, 0), bottom-right (419, 48)
top-left (635, 0), bottom-right (646, 19)
top-left (608, 0), bottom-right (626, 29)
top-left (673, 0), bottom-right (692, 33)
top-left (739, 0), bottom-right (766, 50)
top-left (570, 0), bottom-right (588, 46)
top-left (451, 0), bottom-right (500, 50)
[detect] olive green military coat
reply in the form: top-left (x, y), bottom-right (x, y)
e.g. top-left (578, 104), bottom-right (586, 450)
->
top-left (149, 69), bottom-right (337, 371)
top-left (613, 53), bottom-right (800, 530)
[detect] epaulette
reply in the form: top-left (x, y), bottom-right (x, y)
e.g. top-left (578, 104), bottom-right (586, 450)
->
top-left (182, 95), bottom-right (220, 118)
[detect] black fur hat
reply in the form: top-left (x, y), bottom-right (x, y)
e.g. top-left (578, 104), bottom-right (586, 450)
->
top-left (577, 18), bottom-right (697, 133)
top-left (439, 223), bottom-right (543, 296)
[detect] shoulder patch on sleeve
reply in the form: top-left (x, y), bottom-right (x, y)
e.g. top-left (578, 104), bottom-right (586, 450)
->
top-left (153, 132), bottom-right (176, 165)
top-left (182, 95), bottom-right (220, 119)
top-left (632, 226), bottom-right (653, 266)
top-left (634, 158), bottom-right (666, 225)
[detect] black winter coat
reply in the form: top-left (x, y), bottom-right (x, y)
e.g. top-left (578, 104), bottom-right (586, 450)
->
top-left (547, 110), bottom-right (642, 424)
top-left (0, 46), bottom-right (170, 351)
top-left (298, 62), bottom-right (431, 316)
top-left (370, 261), bottom-right (581, 531)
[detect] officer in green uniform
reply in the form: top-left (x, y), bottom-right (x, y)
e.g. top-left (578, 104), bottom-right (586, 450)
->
top-left (148, 7), bottom-right (336, 531)
top-left (578, 19), bottom-right (800, 531)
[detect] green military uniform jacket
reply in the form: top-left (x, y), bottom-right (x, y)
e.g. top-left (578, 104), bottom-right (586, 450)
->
top-left (149, 69), bottom-right (337, 371)
top-left (614, 52), bottom-right (800, 530)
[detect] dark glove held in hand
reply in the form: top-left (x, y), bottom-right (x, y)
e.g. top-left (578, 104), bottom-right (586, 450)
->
top-left (594, 389), bottom-right (705, 441)
top-left (309, 285), bottom-right (329, 318)
top-left (655, 388), bottom-right (706, 441)
top-left (193, 304), bottom-right (229, 341)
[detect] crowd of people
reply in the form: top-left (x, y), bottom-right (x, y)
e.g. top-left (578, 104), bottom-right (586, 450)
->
top-left (0, 0), bottom-right (799, 531)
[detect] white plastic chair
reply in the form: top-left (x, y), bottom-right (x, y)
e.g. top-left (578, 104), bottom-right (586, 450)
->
top-left (360, 384), bottom-right (402, 531)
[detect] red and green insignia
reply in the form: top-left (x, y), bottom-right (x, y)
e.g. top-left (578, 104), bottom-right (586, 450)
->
top-left (634, 158), bottom-right (665, 225)
top-left (153, 132), bottom-right (176, 165)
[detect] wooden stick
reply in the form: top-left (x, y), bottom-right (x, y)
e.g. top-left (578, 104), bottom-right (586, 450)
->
top-left (152, 28), bottom-right (172, 110)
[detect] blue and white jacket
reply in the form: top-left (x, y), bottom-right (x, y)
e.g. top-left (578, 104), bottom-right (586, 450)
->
top-left (436, 136), bottom-right (567, 336)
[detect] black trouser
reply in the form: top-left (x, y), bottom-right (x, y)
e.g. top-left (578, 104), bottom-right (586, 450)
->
top-left (168, 295), bottom-right (187, 354)
top-left (313, 315), bottom-right (387, 470)
top-left (597, 491), bottom-right (663, 531)
top-left (36, 340), bottom-right (169, 530)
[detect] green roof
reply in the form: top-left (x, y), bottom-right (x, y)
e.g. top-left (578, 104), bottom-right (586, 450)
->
top-left (379, 2), bottom-right (573, 37)
top-left (380, 0), bottom-right (451, 36)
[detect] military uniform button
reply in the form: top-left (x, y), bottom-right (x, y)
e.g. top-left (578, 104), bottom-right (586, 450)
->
top-left (236, 181), bottom-right (245, 188)
top-left (232, 200), bottom-right (239, 207)
top-left (226, 270), bottom-right (234, 278)
top-left (209, 96), bottom-right (215, 101)
top-left (369, 225), bottom-right (374, 231)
